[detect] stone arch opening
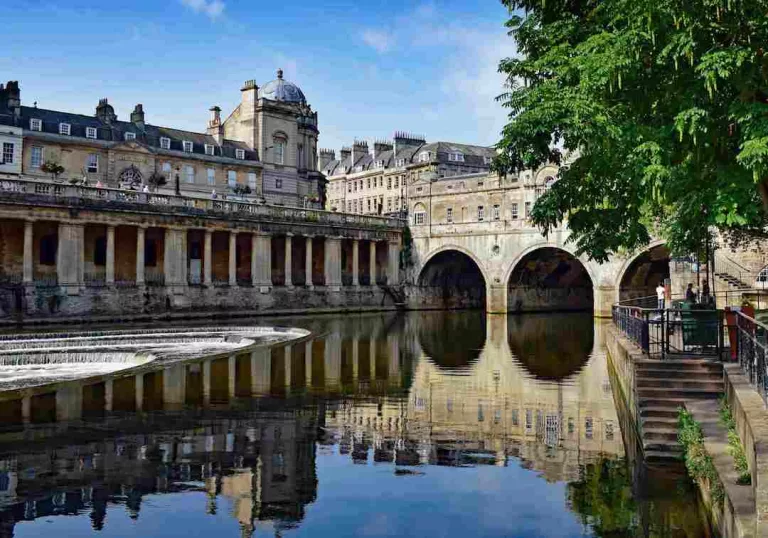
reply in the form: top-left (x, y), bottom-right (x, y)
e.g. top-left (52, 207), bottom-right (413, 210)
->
top-left (417, 249), bottom-right (486, 310)
top-left (507, 247), bottom-right (593, 312)
top-left (418, 311), bottom-right (486, 370)
top-left (618, 244), bottom-right (670, 303)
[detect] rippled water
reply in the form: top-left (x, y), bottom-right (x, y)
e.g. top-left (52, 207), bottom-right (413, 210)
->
top-left (0, 312), bottom-right (709, 537)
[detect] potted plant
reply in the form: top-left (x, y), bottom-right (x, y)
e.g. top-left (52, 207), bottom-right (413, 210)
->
top-left (148, 171), bottom-right (167, 192)
top-left (40, 161), bottom-right (65, 182)
top-left (232, 183), bottom-right (252, 200)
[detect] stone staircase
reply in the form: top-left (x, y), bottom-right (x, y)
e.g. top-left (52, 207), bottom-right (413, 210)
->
top-left (715, 271), bottom-right (752, 290)
top-left (636, 359), bottom-right (723, 465)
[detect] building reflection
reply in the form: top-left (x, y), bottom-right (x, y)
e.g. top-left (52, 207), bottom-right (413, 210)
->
top-left (0, 312), bottom-right (623, 536)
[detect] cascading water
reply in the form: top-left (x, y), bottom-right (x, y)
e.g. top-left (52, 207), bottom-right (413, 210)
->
top-left (0, 326), bottom-right (308, 391)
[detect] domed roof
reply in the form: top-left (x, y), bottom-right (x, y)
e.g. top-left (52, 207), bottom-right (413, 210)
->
top-left (260, 69), bottom-right (306, 103)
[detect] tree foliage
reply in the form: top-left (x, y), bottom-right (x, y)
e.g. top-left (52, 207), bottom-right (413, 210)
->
top-left (495, 0), bottom-right (768, 261)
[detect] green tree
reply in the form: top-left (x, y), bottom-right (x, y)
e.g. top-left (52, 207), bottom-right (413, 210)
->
top-left (495, 0), bottom-right (768, 261)
top-left (40, 161), bottom-right (65, 182)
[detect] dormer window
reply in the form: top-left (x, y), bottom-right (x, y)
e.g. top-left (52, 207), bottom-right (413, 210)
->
top-left (419, 151), bottom-right (431, 163)
top-left (183, 141), bottom-right (193, 153)
top-left (373, 160), bottom-right (384, 169)
top-left (484, 156), bottom-right (493, 165)
top-left (160, 137), bottom-right (171, 150)
top-left (59, 123), bottom-right (71, 136)
top-left (86, 127), bottom-right (97, 139)
top-left (448, 152), bottom-right (464, 162)
top-left (235, 149), bottom-right (245, 160)
top-left (30, 119), bottom-right (42, 131)
top-left (353, 165), bottom-right (363, 173)
top-left (124, 132), bottom-right (136, 141)
top-left (395, 158), bottom-right (406, 167)
top-left (204, 144), bottom-right (214, 156)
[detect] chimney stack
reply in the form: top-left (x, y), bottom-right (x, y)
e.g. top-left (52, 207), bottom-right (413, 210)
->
top-left (95, 98), bottom-right (117, 123)
top-left (130, 104), bottom-right (145, 130)
top-left (318, 148), bottom-right (335, 171)
top-left (1, 81), bottom-right (21, 121)
top-left (207, 106), bottom-right (223, 144)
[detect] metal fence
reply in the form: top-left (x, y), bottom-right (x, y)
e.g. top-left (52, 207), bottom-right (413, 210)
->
top-left (734, 312), bottom-right (768, 405)
top-left (612, 304), bottom-right (724, 359)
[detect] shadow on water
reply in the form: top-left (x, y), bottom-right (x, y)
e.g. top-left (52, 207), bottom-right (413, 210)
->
top-left (0, 312), bottom-right (711, 537)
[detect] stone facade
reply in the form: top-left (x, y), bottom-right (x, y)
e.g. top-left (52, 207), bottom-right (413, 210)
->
top-left (0, 73), bottom-right (323, 207)
top-left (322, 133), bottom-right (495, 216)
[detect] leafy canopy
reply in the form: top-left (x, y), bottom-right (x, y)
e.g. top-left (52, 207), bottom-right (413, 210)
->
top-left (495, 0), bottom-right (768, 261)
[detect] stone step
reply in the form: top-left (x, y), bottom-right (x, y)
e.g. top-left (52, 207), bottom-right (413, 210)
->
top-left (638, 367), bottom-right (723, 380)
top-left (637, 387), bottom-right (722, 400)
top-left (645, 450), bottom-right (684, 463)
top-left (640, 406), bottom-right (680, 419)
top-left (643, 427), bottom-right (679, 443)
top-left (638, 398), bottom-right (687, 409)
top-left (635, 359), bottom-right (722, 372)
top-left (643, 442), bottom-right (683, 454)
top-left (636, 377), bottom-right (723, 391)
top-left (641, 417), bottom-right (679, 429)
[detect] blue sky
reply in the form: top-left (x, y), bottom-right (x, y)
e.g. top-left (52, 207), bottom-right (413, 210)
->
top-left (2, 0), bottom-right (516, 151)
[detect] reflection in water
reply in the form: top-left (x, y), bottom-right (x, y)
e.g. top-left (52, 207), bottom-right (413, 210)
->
top-left (0, 313), bottom-right (707, 537)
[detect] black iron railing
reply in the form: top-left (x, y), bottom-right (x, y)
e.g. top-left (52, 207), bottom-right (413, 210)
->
top-left (735, 312), bottom-right (768, 405)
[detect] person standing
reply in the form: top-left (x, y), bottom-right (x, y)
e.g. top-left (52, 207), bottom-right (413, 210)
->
top-left (686, 283), bottom-right (697, 304)
top-left (656, 282), bottom-right (666, 310)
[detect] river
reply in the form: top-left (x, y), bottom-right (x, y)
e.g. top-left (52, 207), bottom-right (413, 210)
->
top-left (0, 312), bottom-right (709, 537)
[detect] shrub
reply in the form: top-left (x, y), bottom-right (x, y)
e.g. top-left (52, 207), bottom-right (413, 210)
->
top-left (678, 408), bottom-right (724, 506)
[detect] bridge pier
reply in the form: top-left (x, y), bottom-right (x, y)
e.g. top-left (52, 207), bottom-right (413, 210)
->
top-left (486, 284), bottom-right (508, 314)
top-left (594, 285), bottom-right (616, 318)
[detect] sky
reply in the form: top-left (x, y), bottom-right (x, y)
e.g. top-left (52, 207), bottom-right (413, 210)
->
top-left (2, 0), bottom-right (517, 152)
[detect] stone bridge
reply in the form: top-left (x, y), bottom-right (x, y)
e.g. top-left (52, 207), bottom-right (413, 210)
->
top-left (407, 219), bottom-right (669, 317)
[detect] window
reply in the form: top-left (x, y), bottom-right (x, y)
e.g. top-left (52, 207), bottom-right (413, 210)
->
top-left (275, 178), bottom-right (283, 189)
top-left (387, 178), bottom-right (392, 190)
top-left (124, 132), bottom-right (136, 141)
top-left (484, 156), bottom-right (492, 165)
top-left (446, 207), bottom-right (453, 223)
top-left (354, 165), bottom-right (363, 172)
top-left (184, 165), bottom-right (195, 183)
top-left (59, 123), bottom-right (71, 135)
top-left (347, 202), bottom-right (352, 212)
top-left (274, 140), bottom-right (285, 164)
top-left (227, 170), bottom-right (236, 187)
top-left (183, 140), bottom-right (193, 153)
top-left (525, 201), bottom-right (531, 218)
top-left (387, 198), bottom-right (392, 212)
top-left (207, 168), bottom-right (215, 185)
top-left (87, 153), bottom-right (98, 173)
top-left (493, 204), bottom-right (500, 220)
top-left (477, 206), bottom-right (485, 221)
top-left (535, 186), bottom-right (545, 199)
top-left (448, 152), bottom-right (464, 162)
top-left (511, 203), bottom-right (518, 220)
top-left (585, 417), bottom-right (593, 439)
top-left (2, 143), bottom-right (13, 165)
top-left (367, 199), bottom-right (371, 212)
top-left (236, 148), bottom-right (245, 160)
top-left (30, 146), bottom-right (43, 168)
top-left (413, 204), bottom-right (427, 225)
top-left (248, 172), bottom-right (257, 190)
top-left (347, 183), bottom-right (352, 193)
top-left (396, 158), bottom-right (405, 167)
top-left (39, 234), bottom-right (57, 265)
top-left (30, 118), bottom-right (42, 131)
top-left (394, 177), bottom-right (399, 188)
top-left (160, 137), bottom-right (171, 149)
top-left (204, 144), bottom-right (214, 156)
top-left (86, 127), bottom-right (97, 139)
top-left (162, 162), bottom-right (172, 174)
top-left (418, 151), bottom-right (431, 163)
top-left (374, 160), bottom-right (384, 169)
top-left (367, 178), bottom-right (370, 189)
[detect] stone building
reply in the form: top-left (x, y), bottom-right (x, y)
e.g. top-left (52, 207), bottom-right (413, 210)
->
top-left (322, 133), bottom-right (495, 215)
top-left (0, 72), bottom-right (324, 207)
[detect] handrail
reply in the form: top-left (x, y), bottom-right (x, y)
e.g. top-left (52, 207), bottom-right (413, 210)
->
top-left (714, 250), bottom-right (755, 286)
top-left (0, 178), bottom-right (407, 230)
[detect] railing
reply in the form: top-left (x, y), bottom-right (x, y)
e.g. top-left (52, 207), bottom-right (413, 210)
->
top-left (144, 270), bottom-right (165, 286)
top-left (734, 312), bottom-right (768, 405)
top-left (0, 178), bottom-right (405, 230)
top-left (715, 250), bottom-right (757, 288)
top-left (612, 304), bottom-right (724, 359)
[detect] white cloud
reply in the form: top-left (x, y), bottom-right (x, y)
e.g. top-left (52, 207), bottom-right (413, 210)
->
top-left (180, 0), bottom-right (225, 19)
top-left (361, 29), bottom-right (394, 54)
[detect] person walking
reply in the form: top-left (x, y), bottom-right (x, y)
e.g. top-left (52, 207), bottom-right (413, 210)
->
top-left (656, 282), bottom-right (666, 310)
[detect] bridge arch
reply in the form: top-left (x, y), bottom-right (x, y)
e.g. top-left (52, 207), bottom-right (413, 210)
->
top-left (415, 246), bottom-right (489, 310)
top-left (505, 245), bottom-right (595, 312)
top-left (615, 241), bottom-right (670, 303)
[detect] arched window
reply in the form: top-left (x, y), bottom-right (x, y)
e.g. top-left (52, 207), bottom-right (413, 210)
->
top-left (757, 265), bottom-right (768, 283)
top-left (413, 203), bottom-right (428, 226)
top-left (119, 165), bottom-right (143, 187)
top-left (272, 132), bottom-right (287, 165)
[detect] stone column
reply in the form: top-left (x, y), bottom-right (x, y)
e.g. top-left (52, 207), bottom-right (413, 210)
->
top-left (164, 227), bottom-right (187, 293)
top-left (202, 359), bottom-right (211, 405)
top-left (305, 340), bottom-right (313, 387)
top-left (104, 379), bottom-right (114, 412)
top-left (305, 236), bottom-right (313, 289)
top-left (228, 355), bottom-right (236, 399)
top-left (324, 237), bottom-right (342, 290)
top-left (57, 223), bottom-right (84, 294)
top-left (136, 226), bottom-right (145, 286)
top-left (352, 239), bottom-right (360, 287)
top-left (284, 235), bottom-right (293, 288)
top-left (251, 233), bottom-right (271, 291)
top-left (487, 282), bottom-right (508, 314)
top-left (369, 241), bottom-right (377, 286)
top-left (106, 225), bottom-right (115, 285)
top-left (22, 220), bottom-right (33, 284)
top-left (204, 230), bottom-right (213, 286)
top-left (135, 374), bottom-right (144, 412)
top-left (228, 232), bottom-right (237, 286)
top-left (284, 346), bottom-right (292, 389)
top-left (250, 348), bottom-right (271, 394)
top-left (387, 241), bottom-right (400, 285)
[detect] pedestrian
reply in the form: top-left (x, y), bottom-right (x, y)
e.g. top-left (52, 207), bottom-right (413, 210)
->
top-left (686, 283), bottom-right (696, 304)
top-left (211, 189), bottom-right (217, 199)
top-left (142, 184), bottom-right (150, 193)
top-left (655, 282), bottom-right (665, 310)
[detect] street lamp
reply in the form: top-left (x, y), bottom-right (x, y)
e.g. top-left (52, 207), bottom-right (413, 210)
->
top-left (174, 166), bottom-right (181, 196)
